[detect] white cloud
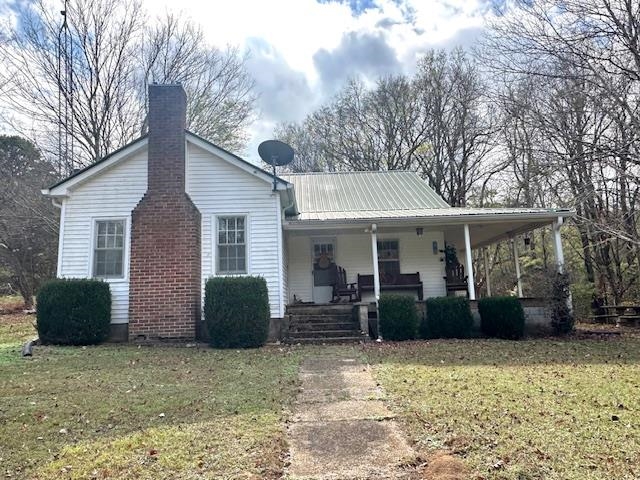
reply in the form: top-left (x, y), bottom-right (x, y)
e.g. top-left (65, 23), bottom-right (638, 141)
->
top-left (1, 0), bottom-right (495, 162)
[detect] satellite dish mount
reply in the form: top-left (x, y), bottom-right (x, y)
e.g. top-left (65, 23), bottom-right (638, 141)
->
top-left (258, 140), bottom-right (294, 191)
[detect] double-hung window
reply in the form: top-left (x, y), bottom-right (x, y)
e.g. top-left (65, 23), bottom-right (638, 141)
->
top-left (93, 219), bottom-right (125, 279)
top-left (217, 216), bottom-right (247, 274)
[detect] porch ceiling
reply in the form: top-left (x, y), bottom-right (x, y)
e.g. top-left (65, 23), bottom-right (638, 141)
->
top-left (442, 219), bottom-right (555, 249)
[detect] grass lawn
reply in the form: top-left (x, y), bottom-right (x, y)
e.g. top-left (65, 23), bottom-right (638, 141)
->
top-left (366, 336), bottom-right (640, 480)
top-left (0, 313), bottom-right (302, 479)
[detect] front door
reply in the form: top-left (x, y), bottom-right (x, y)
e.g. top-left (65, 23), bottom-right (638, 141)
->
top-left (312, 238), bottom-right (336, 304)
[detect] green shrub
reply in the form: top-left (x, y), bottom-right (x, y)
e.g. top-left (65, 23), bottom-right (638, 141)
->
top-left (478, 296), bottom-right (525, 339)
top-left (36, 279), bottom-right (111, 345)
top-left (378, 294), bottom-right (418, 341)
top-left (422, 296), bottom-right (473, 339)
top-left (204, 276), bottom-right (270, 348)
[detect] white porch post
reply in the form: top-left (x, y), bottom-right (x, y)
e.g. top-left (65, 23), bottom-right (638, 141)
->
top-left (512, 238), bottom-right (523, 298)
top-left (371, 223), bottom-right (380, 301)
top-left (552, 217), bottom-right (565, 273)
top-left (552, 216), bottom-right (573, 313)
top-left (463, 224), bottom-right (476, 300)
top-left (483, 248), bottom-right (492, 297)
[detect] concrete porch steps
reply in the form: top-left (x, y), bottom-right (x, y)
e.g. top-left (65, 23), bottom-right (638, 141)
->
top-left (288, 335), bottom-right (366, 345)
top-left (286, 303), bottom-right (366, 344)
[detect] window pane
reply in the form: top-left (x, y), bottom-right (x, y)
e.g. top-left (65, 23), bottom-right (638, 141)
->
top-left (218, 250), bottom-right (229, 272)
top-left (217, 217), bottom-right (247, 273)
top-left (113, 251), bottom-right (123, 276)
top-left (93, 220), bottom-right (125, 278)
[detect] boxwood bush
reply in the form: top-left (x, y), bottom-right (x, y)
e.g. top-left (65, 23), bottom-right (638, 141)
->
top-left (378, 294), bottom-right (418, 341)
top-left (478, 296), bottom-right (525, 339)
top-left (422, 296), bottom-right (473, 339)
top-left (36, 279), bottom-right (111, 345)
top-left (204, 276), bottom-right (270, 348)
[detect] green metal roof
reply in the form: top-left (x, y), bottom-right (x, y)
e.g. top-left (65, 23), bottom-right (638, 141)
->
top-left (280, 171), bottom-right (450, 220)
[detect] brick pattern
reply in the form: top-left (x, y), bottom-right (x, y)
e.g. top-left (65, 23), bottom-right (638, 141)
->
top-left (128, 84), bottom-right (201, 341)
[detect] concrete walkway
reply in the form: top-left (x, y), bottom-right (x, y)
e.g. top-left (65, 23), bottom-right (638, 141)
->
top-left (285, 351), bottom-right (418, 480)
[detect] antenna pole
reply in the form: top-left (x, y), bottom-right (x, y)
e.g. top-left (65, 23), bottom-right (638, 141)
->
top-left (272, 156), bottom-right (277, 192)
top-left (57, 0), bottom-right (74, 173)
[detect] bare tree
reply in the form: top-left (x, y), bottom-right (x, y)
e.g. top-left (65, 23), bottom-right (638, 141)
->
top-left (0, 0), bottom-right (144, 171)
top-left (0, 136), bottom-right (58, 308)
top-left (0, 2), bottom-right (257, 172)
top-left (483, 0), bottom-right (640, 301)
top-left (414, 49), bottom-right (498, 206)
top-left (141, 15), bottom-right (256, 152)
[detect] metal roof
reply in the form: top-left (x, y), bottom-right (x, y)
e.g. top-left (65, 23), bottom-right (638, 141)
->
top-left (280, 171), bottom-right (450, 220)
top-left (280, 171), bottom-right (572, 223)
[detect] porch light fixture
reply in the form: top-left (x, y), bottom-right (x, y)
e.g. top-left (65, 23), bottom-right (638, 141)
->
top-left (416, 227), bottom-right (424, 237)
top-left (432, 240), bottom-right (438, 255)
top-left (524, 234), bottom-right (531, 246)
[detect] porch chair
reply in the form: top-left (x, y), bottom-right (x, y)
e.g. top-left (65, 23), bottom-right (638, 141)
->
top-left (331, 265), bottom-right (360, 302)
top-left (444, 263), bottom-right (468, 296)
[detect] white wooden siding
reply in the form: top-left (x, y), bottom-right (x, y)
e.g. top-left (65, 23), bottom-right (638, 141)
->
top-left (282, 230), bottom-right (289, 309)
top-left (287, 235), bottom-right (313, 302)
top-left (186, 143), bottom-right (284, 318)
top-left (286, 229), bottom-right (446, 303)
top-left (59, 151), bottom-right (148, 324)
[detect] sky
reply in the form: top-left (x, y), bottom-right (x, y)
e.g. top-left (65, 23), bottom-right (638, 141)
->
top-left (1, 0), bottom-right (502, 163)
top-left (149, 0), bottom-right (502, 162)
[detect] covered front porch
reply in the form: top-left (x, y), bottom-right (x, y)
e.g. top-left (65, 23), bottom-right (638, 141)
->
top-left (284, 209), bottom-right (573, 307)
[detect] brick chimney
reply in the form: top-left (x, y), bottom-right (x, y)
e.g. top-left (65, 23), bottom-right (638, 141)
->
top-left (128, 84), bottom-right (201, 341)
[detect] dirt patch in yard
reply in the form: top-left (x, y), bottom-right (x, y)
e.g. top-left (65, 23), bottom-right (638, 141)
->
top-left (420, 451), bottom-right (469, 480)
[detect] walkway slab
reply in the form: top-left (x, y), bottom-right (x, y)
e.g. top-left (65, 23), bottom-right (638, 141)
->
top-left (285, 352), bottom-right (417, 479)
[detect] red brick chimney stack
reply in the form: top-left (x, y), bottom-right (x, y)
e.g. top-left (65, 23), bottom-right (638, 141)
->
top-left (128, 84), bottom-right (201, 341)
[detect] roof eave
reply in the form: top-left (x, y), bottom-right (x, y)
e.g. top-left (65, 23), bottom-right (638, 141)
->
top-left (283, 209), bottom-right (575, 230)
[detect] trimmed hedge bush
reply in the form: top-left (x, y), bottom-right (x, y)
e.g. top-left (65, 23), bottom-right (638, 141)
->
top-left (36, 279), bottom-right (111, 345)
top-left (422, 296), bottom-right (473, 339)
top-left (204, 276), bottom-right (270, 348)
top-left (478, 296), bottom-right (525, 339)
top-left (379, 294), bottom-right (418, 341)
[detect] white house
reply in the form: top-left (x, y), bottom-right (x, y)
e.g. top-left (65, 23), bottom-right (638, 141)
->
top-left (42, 84), bottom-right (573, 342)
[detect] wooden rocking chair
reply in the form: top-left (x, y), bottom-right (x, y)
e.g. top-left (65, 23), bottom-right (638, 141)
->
top-left (331, 265), bottom-right (360, 302)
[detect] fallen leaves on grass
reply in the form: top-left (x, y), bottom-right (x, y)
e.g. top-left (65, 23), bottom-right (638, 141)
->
top-left (368, 337), bottom-right (640, 480)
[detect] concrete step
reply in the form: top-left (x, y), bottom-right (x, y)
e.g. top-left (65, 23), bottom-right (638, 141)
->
top-left (289, 329), bottom-right (362, 340)
top-left (286, 304), bottom-right (354, 315)
top-left (289, 313), bottom-right (354, 323)
top-left (290, 322), bottom-right (359, 332)
top-left (285, 335), bottom-right (366, 344)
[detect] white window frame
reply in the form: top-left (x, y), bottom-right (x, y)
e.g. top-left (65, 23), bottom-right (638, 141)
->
top-left (213, 214), bottom-right (250, 275)
top-left (89, 217), bottom-right (128, 281)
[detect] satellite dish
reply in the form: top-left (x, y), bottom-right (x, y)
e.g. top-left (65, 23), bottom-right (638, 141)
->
top-left (258, 140), bottom-right (294, 166)
top-left (258, 140), bottom-right (294, 191)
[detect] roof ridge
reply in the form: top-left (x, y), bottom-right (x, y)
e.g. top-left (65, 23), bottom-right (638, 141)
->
top-left (280, 170), bottom-right (416, 176)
